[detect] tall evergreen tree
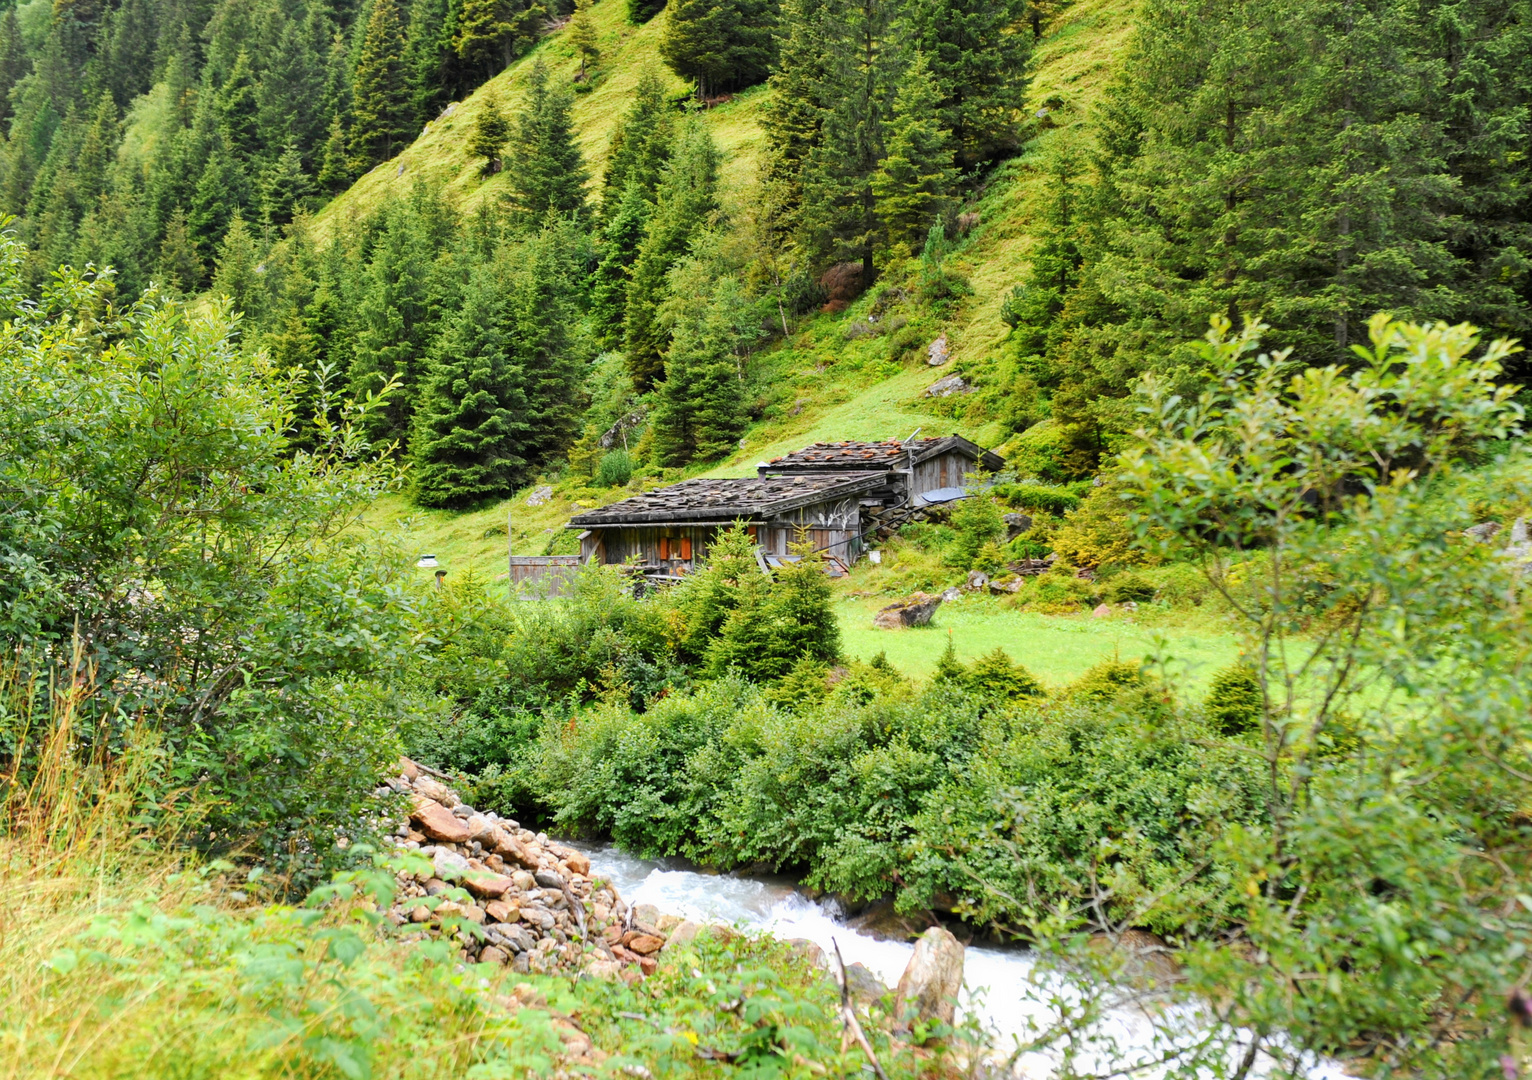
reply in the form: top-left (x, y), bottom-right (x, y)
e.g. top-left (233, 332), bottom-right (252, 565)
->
top-left (591, 181), bottom-right (654, 346)
top-left (454, 0), bottom-right (543, 80)
top-left (210, 211), bottom-right (265, 320)
top-left (505, 60), bottom-right (589, 222)
top-left (570, 0), bottom-right (600, 78)
top-left (627, 0), bottom-right (667, 23)
top-left (760, 0), bottom-right (829, 221)
top-left (907, 0), bottom-right (1029, 165)
top-left (348, 189), bottom-right (457, 447)
top-left (799, 0), bottom-right (903, 277)
top-left (469, 95), bottom-right (511, 172)
top-left (410, 264), bottom-right (532, 507)
top-left (650, 259), bottom-right (758, 465)
top-left (872, 50), bottom-right (955, 251)
top-left (157, 206), bottom-right (204, 294)
top-left (601, 67), bottom-right (673, 209)
top-left (623, 116), bottom-right (718, 386)
top-left (658, 0), bottom-right (777, 99)
top-left (508, 217), bottom-right (589, 462)
top-left (348, 0), bottom-right (414, 171)
top-left (0, 9), bottom-right (29, 125)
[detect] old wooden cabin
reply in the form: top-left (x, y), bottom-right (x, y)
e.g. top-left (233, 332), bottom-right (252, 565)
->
top-left (566, 434), bottom-right (1003, 578)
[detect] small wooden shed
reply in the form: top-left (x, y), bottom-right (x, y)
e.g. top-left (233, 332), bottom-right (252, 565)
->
top-left (757, 435), bottom-right (1004, 507)
top-left (567, 472), bottom-right (886, 577)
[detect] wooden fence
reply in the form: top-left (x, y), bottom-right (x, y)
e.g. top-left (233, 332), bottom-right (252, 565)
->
top-left (507, 556), bottom-right (581, 599)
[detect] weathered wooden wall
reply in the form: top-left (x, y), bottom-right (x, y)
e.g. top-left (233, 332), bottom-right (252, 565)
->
top-left (508, 556), bottom-right (580, 598)
top-left (912, 451), bottom-right (976, 494)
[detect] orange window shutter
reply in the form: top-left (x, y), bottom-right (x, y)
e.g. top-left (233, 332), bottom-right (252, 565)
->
top-left (747, 526), bottom-right (758, 539)
top-left (659, 537), bottom-right (669, 560)
top-left (680, 537), bottom-right (693, 560)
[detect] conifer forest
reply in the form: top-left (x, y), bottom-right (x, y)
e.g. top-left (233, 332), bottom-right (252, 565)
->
top-left (3, 0), bottom-right (1532, 1075)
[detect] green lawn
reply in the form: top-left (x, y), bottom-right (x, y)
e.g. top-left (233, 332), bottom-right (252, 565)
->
top-left (838, 594), bottom-right (1243, 693)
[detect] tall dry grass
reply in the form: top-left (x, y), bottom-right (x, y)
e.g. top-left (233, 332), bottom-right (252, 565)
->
top-left (0, 647), bottom-right (571, 1079)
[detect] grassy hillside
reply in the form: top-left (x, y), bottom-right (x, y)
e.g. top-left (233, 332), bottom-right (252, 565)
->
top-left (313, 0), bottom-right (768, 236)
top-left (346, 0), bottom-right (1138, 592)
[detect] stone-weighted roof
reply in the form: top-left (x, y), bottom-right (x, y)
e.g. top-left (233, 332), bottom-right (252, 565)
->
top-left (761, 434), bottom-right (1004, 473)
top-left (568, 472), bottom-right (886, 527)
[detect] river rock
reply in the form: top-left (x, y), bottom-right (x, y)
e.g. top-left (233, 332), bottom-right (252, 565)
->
top-left (666, 920), bottom-right (701, 948)
top-left (534, 868), bottom-right (566, 889)
top-left (411, 799), bottom-right (470, 843)
top-left (486, 899), bottom-right (520, 923)
top-left (895, 927), bottom-right (964, 1026)
top-left (399, 757), bottom-right (421, 781)
top-left (845, 962), bottom-right (888, 1006)
top-left (624, 932), bottom-right (665, 956)
top-left (563, 849), bottom-right (592, 876)
top-left (873, 592), bottom-right (941, 629)
top-left (511, 870), bottom-right (536, 891)
top-left (786, 938), bottom-right (827, 969)
top-left (633, 903), bottom-right (661, 928)
top-left (413, 776), bottom-right (457, 807)
top-left (464, 871), bottom-right (516, 899)
top-left (479, 946), bottom-right (508, 966)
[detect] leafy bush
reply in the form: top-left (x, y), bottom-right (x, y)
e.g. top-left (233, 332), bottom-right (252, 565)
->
top-left (595, 448), bottom-right (634, 486)
top-left (946, 495), bottom-right (1007, 569)
top-left (992, 481), bottom-right (1082, 515)
top-left (1107, 573), bottom-right (1156, 603)
top-left (1203, 662), bottom-right (1262, 736)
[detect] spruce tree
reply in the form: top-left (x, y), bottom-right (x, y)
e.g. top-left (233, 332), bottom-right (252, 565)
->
top-left (506, 60), bottom-right (590, 222)
top-left (317, 115), bottom-right (351, 190)
top-left (623, 116), bottom-right (719, 386)
top-left (601, 67), bottom-right (673, 208)
top-left (211, 212), bottom-right (265, 320)
top-left (627, 0), bottom-right (666, 23)
top-left (907, 0), bottom-right (1029, 165)
top-left (872, 50), bottom-right (956, 252)
top-left (219, 51), bottom-right (261, 159)
top-left (570, 0), bottom-right (600, 79)
top-left (508, 217), bottom-right (588, 463)
top-left (455, 0), bottom-right (543, 80)
top-left (410, 265), bottom-right (532, 507)
top-left (760, 0), bottom-right (828, 222)
top-left (590, 181), bottom-right (653, 346)
top-left (799, 0), bottom-right (903, 278)
top-left (469, 95), bottom-right (511, 173)
top-left (158, 206), bottom-right (204, 295)
top-left (659, 0), bottom-right (776, 99)
top-left (0, 8), bottom-right (32, 124)
top-left (650, 259), bottom-right (757, 465)
top-left (348, 0), bottom-right (415, 171)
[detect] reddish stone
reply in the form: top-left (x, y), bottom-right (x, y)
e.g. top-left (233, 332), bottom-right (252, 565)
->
top-left (624, 933), bottom-right (665, 956)
top-left (463, 871), bottom-right (515, 899)
top-left (409, 796), bottom-right (470, 843)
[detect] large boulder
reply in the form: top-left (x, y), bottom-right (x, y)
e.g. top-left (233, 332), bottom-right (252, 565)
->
top-left (410, 797), bottom-right (470, 844)
top-left (873, 592), bottom-right (942, 629)
top-left (895, 927), bottom-right (964, 1026)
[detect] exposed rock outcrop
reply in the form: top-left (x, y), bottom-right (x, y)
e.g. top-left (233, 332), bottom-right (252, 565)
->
top-left (873, 592), bottom-right (942, 629)
top-left (895, 927), bottom-right (965, 1026)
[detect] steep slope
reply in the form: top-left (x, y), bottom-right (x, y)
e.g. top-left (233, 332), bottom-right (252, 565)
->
top-left (341, 0), bottom-right (1134, 572)
top-left (313, 0), bottom-right (768, 235)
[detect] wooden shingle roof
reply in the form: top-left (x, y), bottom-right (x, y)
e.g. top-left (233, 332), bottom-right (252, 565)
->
top-left (567, 472), bottom-right (886, 527)
top-left (760, 434), bottom-right (1004, 474)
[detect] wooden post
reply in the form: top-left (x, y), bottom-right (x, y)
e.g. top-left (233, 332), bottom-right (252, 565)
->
top-left (507, 507), bottom-right (513, 603)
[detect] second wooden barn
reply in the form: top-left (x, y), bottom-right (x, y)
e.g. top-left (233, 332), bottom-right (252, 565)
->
top-left (568, 471), bottom-right (885, 577)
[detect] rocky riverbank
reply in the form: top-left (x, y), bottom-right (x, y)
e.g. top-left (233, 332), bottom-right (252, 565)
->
top-left (379, 757), bottom-right (968, 1029)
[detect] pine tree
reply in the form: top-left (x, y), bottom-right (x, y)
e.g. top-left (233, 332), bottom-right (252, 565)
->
top-left (570, 0), bottom-right (600, 79)
top-left (189, 141), bottom-right (253, 252)
top-left (659, 0), bottom-right (776, 99)
top-left (907, 0), bottom-right (1030, 165)
top-left (454, 0), bottom-right (543, 80)
top-left (317, 115), bottom-right (351, 191)
top-left (650, 258), bottom-right (757, 465)
top-left (406, 0), bottom-right (463, 121)
top-left (602, 67), bottom-right (673, 208)
top-left (872, 51), bottom-right (956, 252)
top-left (799, 0), bottom-right (903, 278)
top-left (469, 96), bottom-right (511, 173)
top-left (676, 522), bottom-right (762, 663)
top-left (211, 212), bottom-right (265, 320)
top-left (158, 206), bottom-right (204, 295)
top-left (348, 190), bottom-right (456, 447)
top-left (219, 51), bottom-right (261, 159)
top-left (0, 8), bottom-right (32, 124)
top-left (260, 145), bottom-right (315, 225)
top-left (590, 181), bottom-right (653, 346)
top-left (760, 0), bottom-right (829, 222)
top-left (410, 265), bottom-right (532, 507)
top-left (623, 116), bottom-right (719, 386)
top-left (506, 60), bottom-right (589, 222)
top-left (349, 0), bottom-right (415, 172)
top-left (508, 217), bottom-right (589, 463)
top-left (627, 0), bottom-right (666, 23)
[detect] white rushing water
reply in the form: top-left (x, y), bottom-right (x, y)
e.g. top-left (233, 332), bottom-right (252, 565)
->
top-left (576, 843), bottom-right (1350, 1080)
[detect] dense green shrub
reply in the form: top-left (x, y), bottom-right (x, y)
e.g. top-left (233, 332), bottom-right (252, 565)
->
top-left (946, 494), bottom-right (1007, 569)
top-left (1203, 662), bottom-right (1263, 736)
top-left (595, 449), bottom-right (634, 486)
top-left (991, 481), bottom-right (1082, 515)
top-left (1107, 573), bottom-right (1156, 603)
